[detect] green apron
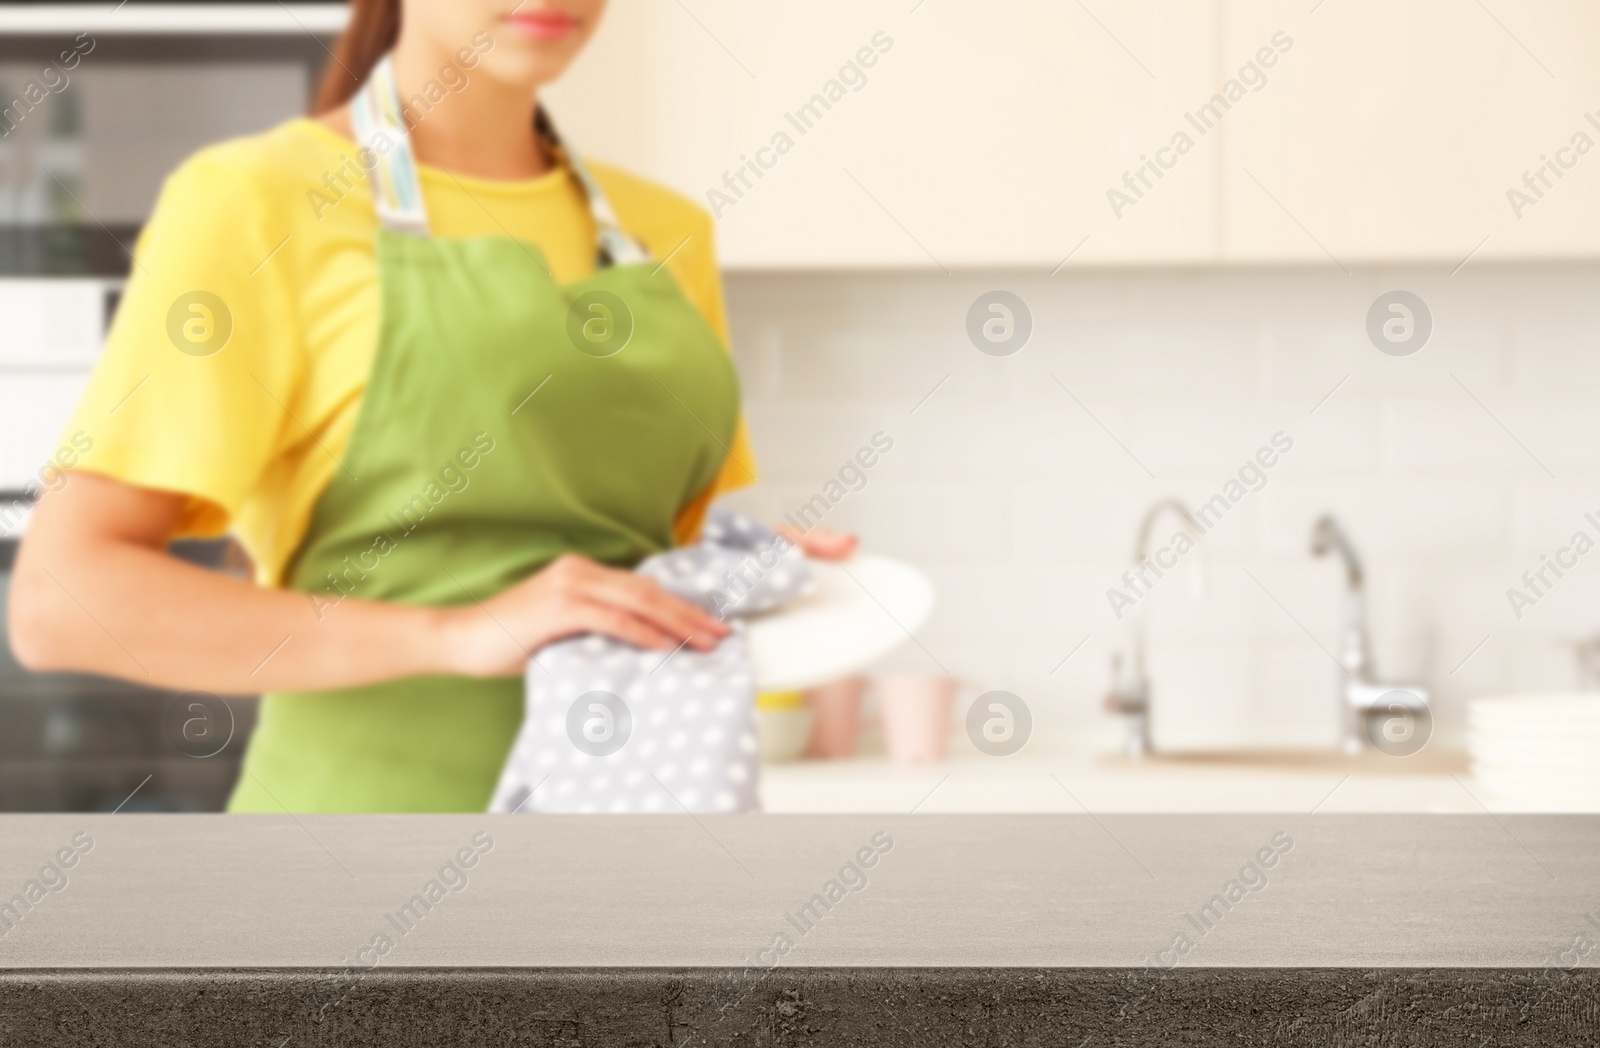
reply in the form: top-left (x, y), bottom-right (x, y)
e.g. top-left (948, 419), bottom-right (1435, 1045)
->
top-left (227, 58), bottom-right (740, 813)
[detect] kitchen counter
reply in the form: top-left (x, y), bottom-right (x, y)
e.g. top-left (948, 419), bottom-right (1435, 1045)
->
top-left (760, 752), bottom-right (1496, 813)
top-left (4, 813), bottom-right (1599, 1045)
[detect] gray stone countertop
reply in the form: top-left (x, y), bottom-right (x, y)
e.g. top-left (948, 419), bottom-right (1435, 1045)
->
top-left (1, 813), bottom-right (1594, 969)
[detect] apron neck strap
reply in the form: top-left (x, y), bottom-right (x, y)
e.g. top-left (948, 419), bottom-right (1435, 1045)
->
top-left (350, 55), bottom-right (650, 267)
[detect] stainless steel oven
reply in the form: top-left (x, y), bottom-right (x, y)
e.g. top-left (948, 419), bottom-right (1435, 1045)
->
top-left (0, 515), bottom-right (259, 811)
top-left (0, 3), bottom-right (346, 810)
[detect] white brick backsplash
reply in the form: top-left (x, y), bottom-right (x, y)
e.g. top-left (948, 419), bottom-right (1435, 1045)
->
top-left (1011, 484), bottom-right (1138, 560)
top-left (1256, 645), bottom-right (1343, 737)
top-left (1499, 566), bottom-right (1600, 635)
top-left (1013, 481), bottom-right (1258, 561)
top-left (1510, 317), bottom-right (1600, 392)
top-left (1418, 313), bottom-right (1510, 388)
top-left (867, 641), bottom-right (1007, 687)
top-left (1012, 634), bottom-right (1111, 698)
top-left (1427, 633), bottom-right (1507, 745)
top-left (726, 322), bottom-right (782, 401)
top-left (1427, 563), bottom-right (1538, 640)
top-left (1502, 636), bottom-right (1588, 694)
top-left (1260, 479), bottom-right (1508, 560)
top-left (726, 482), bottom-right (875, 538)
top-left (1260, 316), bottom-right (1507, 399)
top-left (1381, 397), bottom-right (1547, 476)
top-left (1285, 398), bottom-right (1385, 474)
top-left (1144, 644), bottom-right (1257, 750)
top-left (892, 397), bottom-right (1131, 484)
top-left (1486, 398), bottom-right (1600, 472)
top-left (1510, 482), bottom-right (1600, 558)
top-left (720, 265), bottom-right (1600, 752)
top-left (1226, 561), bottom-right (1345, 645)
top-left (741, 404), bottom-right (900, 482)
top-left (775, 324), bottom-right (1000, 403)
top-left (1020, 320), bottom-right (1261, 397)
top-left (1000, 563), bottom-right (1127, 639)
top-left (1258, 317), bottom-right (1369, 398)
top-left (1, 265), bottom-right (1589, 756)
top-left (1139, 565), bottom-right (1261, 643)
top-left (915, 565), bottom-right (1031, 649)
top-left (1123, 401), bottom-right (1275, 478)
top-left (847, 483), bottom-right (1008, 563)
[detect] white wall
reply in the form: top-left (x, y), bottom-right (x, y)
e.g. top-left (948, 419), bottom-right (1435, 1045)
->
top-left (719, 265), bottom-right (1600, 753)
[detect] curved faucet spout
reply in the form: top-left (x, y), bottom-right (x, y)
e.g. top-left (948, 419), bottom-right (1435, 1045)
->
top-left (1311, 513), bottom-right (1374, 690)
top-left (1136, 498), bottom-right (1203, 565)
top-left (1107, 498), bottom-right (1207, 758)
top-left (1311, 514), bottom-right (1364, 590)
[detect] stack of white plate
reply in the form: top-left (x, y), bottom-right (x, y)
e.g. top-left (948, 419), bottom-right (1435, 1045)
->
top-left (1468, 694), bottom-right (1600, 811)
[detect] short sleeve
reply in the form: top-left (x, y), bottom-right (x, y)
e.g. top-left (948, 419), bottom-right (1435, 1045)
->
top-left (65, 146), bottom-right (302, 538)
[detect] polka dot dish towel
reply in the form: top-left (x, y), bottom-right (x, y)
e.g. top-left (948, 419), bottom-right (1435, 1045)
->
top-left (490, 507), bottom-right (813, 814)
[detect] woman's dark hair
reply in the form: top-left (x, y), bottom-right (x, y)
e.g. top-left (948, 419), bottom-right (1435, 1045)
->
top-left (313, 0), bottom-right (401, 113)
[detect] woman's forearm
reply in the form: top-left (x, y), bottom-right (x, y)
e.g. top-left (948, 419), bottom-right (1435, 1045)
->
top-left (6, 473), bottom-right (803, 695)
top-left (7, 471), bottom-right (732, 694)
top-left (7, 474), bottom-right (464, 693)
top-left (10, 530), bottom-right (456, 694)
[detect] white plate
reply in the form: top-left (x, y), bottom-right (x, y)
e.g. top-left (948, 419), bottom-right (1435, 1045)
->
top-left (746, 553), bottom-right (935, 692)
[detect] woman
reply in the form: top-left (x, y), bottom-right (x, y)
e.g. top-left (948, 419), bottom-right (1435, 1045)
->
top-left (8, 0), bottom-right (852, 812)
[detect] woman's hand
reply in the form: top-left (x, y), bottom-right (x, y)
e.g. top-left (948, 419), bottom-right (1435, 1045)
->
top-left (441, 553), bottom-right (729, 678)
top-left (776, 524), bottom-right (858, 561)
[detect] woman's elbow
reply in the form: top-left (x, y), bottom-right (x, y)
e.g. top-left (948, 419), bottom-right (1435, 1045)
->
top-left (7, 557), bottom-right (79, 673)
top-left (8, 473), bottom-right (178, 676)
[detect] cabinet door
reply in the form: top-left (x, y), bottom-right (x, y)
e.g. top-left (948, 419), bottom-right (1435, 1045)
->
top-left (547, 0), bottom-right (1218, 268)
top-left (1221, 0), bottom-right (1600, 263)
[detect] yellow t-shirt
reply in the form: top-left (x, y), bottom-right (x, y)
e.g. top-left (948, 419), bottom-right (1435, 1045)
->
top-left (66, 117), bottom-right (754, 585)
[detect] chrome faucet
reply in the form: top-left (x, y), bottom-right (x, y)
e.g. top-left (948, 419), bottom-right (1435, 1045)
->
top-left (1105, 498), bottom-right (1205, 758)
top-left (1310, 514), bottom-right (1372, 684)
top-left (1311, 514), bottom-right (1429, 754)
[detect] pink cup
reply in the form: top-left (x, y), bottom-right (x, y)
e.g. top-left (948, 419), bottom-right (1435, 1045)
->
top-left (804, 676), bottom-right (866, 759)
top-left (875, 673), bottom-right (956, 763)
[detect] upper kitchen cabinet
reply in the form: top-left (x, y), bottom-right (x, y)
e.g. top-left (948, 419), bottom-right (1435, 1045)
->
top-left (545, 0), bottom-right (1218, 268)
top-left (1220, 0), bottom-right (1600, 264)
